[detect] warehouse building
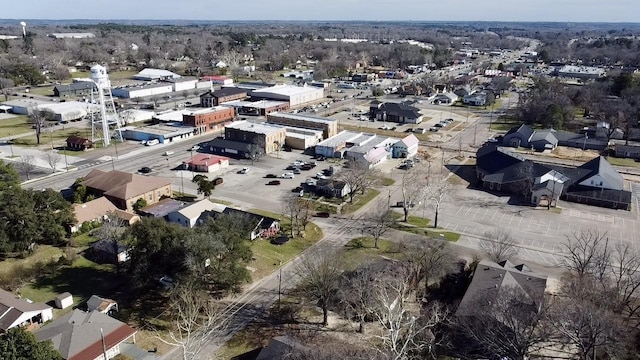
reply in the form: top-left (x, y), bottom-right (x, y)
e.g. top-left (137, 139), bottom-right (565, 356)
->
top-left (53, 82), bottom-right (94, 97)
top-left (47, 32), bottom-right (95, 39)
top-left (225, 121), bottom-right (286, 155)
top-left (267, 112), bottom-right (338, 139)
top-left (121, 123), bottom-right (194, 144)
top-left (133, 68), bottom-right (181, 81)
top-left (223, 100), bottom-right (290, 116)
top-left (182, 107), bottom-right (235, 134)
top-left (1, 98), bottom-right (50, 115)
top-left (284, 128), bottom-right (324, 150)
top-left (315, 130), bottom-right (398, 160)
top-left (206, 138), bottom-right (252, 158)
top-left (111, 83), bottom-right (173, 99)
top-left (167, 78), bottom-right (198, 92)
top-left (250, 84), bottom-right (324, 107)
top-left (200, 88), bottom-right (248, 107)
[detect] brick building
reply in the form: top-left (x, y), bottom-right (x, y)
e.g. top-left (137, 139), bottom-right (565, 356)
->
top-left (225, 121), bottom-right (286, 155)
top-left (182, 106), bottom-right (235, 134)
top-left (200, 88), bottom-right (248, 107)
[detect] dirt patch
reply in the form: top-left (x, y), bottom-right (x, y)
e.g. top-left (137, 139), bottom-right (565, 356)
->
top-left (550, 146), bottom-right (600, 161)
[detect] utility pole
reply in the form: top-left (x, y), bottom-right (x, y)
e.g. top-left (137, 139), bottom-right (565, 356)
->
top-left (489, 103), bottom-right (494, 131)
top-left (278, 263), bottom-right (282, 310)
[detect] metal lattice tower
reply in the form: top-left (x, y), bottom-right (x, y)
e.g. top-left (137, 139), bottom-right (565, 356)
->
top-left (88, 65), bottom-right (123, 146)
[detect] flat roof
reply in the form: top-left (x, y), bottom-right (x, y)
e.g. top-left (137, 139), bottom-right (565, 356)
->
top-left (268, 112), bottom-right (336, 124)
top-left (114, 83), bottom-right (173, 91)
top-left (186, 106), bottom-right (230, 115)
top-left (252, 84), bottom-right (322, 97)
top-left (225, 120), bottom-right (284, 135)
top-left (223, 100), bottom-right (288, 109)
top-left (1, 98), bottom-right (50, 108)
top-left (153, 109), bottom-right (191, 122)
top-left (128, 123), bottom-right (194, 136)
top-left (316, 130), bottom-right (363, 148)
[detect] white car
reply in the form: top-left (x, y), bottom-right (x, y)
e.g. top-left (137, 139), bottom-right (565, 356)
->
top-left (315, 173), bottom-right (328, 180)
top-left (191, 145), bottom-right (200, 151)
top-left (163, 151), bottom-right (174, 156)
top-left (281, 173), bottom-right (295, 179)
top-left (239, 167), bottom-right (250, 174)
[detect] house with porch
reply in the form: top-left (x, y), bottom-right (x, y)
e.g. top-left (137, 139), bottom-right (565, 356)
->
top-left (0, 288), bottom-right (53, 332)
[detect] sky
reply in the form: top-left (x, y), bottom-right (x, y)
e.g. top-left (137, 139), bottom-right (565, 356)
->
top-left (1, 0), bottom-right (638, 23)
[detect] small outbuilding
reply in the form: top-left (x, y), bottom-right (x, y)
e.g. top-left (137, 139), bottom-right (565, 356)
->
top-left (66, 136), bottom-right (93, 151)
top-left (54, 292), bottom-right (73, 310)
top-left (86, 295), bottom-right (118, 315)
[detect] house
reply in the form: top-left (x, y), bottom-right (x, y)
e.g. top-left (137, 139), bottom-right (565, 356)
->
top-left (462, 92), bottom-right (488, 106)
top-left (35, 310), bottom-right (137, 360)
top-left (88, 239), bottom-right (130, 264)
top-left (199, 88), bottom-right (247, 107)
top-left (503, 124), bottom-right (559, 151)
top-left (457, 260), bottom-right (548, 316)
top-left (220, 207), bottom-right (280, 240)
top-left (167, 199), bottom-right (226, 228)
top-left (476, 143), bottom-right (632, 210)
top-left (314, 179), bottom-right (351, 198)
top-left (82, 170), bottom-right (173, 211)
top-left (54, 82), bottom-right (93, 97)
top-left (371, 102), bottom-right (423, 124)
top-left (54, 293), bottom-right (73, 310)
top-left (392, 134), bottom-right (419, 158)
top-left (529, 129), bottom-right (558, 151)
top-left (86, 295), bottom-right (118, 315)
top-left (66, 136), bottom-right (93, 151)
top-left (432, 92), bottom-right (459, 105)
top-left (70, 197), bottom-right (140, 233)
top-left (183, 154), bottom-right (230, 173)
top-left (503, 124), bottom-right (534, 148)
top-left (137, 198), bottom-right (185, 218)
top-left (255, 336), bottom-right (309, 360)
top-left (615, 144), bottom-right (640, 160)
top-left (0, 288), bottom-right (53, 332)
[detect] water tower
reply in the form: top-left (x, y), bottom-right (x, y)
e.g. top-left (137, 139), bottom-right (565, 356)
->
top-left (89, 65), bottom-right (122, 146)
top-left (20, 21), bottom-right (26, 37)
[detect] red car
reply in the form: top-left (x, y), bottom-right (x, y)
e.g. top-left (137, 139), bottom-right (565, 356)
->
top-left (267, 180), bottom-right (281, 185)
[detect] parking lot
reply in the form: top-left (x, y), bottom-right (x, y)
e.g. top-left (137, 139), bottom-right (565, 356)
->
top-left (434, 186), bottom-right (640, 266)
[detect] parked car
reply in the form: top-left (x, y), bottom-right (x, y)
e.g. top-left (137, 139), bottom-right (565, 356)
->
top-left (267, 180), bottom-right (281, 185)
top-left (316, 173), bottom-right (328, 180)
top-left (429, 127), bottom-right (439, 132)
top-left (239, 167), bottom-right (250, 174)
top-left (316, 212), bottom-right (330, 218)
top-left (293, 168), bottom-right (301, 174)
top-left (301, 164), bottom-right (313, 170)
top-left (213, 177), bottom-right (224, 185)
top-left (265, 174), bottom-right (278, 178)
top-left (434, 123), bottom-right (444, 128)
top-left (281, 173), bottom-right (295, 179)
top-left (190, 145), bottom-right (200, 151)
top-left (163, 151), bottom-right (174, 156)
top-left (139, 167), bottom-right (152, 174)
top-left (414, 128), bottom-right (427, 134)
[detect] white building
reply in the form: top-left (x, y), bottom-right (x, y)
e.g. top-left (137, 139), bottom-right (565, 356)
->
top-left (47, 32), bottom-right (95, 39)
top-left (111, 83), bottom-right (173, 99)
top-left (169, 78), bottom-right (198, 92)
top-left (133, 68), bottom-right (181, 81)
top-left (557, 65), bottom-right (606, 80)
top-left (392, 134), bottom-right (419, 158)
top-left (315, 130), bottom-right (398, 161)
top-left (0, 288), bottom-right (53, 332)
top-left (167, 199), bottom-right (226, 228)
top-left (251, 84), bottom-right (324, 107)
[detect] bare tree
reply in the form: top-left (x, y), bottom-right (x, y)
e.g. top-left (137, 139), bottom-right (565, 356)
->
top-left (282, 192), bottom-right (302, 237)
top-left (337, 159), bottom-right (378, 203)
top-left (362, 200), bottom-right (395, 249)
top-left (401, 241), bottom-right (455, 299)
top-left (16, 155), bottom-right (36, 180)
top-left (562, 229), bottom-right (610, 278)
top-left (155, 283), bottom-right (228, 360)
top-left (41, 151), bottom-right (62, 173)
top-left (480, 229), bottom-right (519, 263)
top-left (375, 276), bottom-right (448, 360)
top-left (97, 211), bottom-right (127, 272)
top-left (296, 250), bottom-right (343, 327)
top-left (399, 167), bottom-right (428, 222)
top-left (28, 108), bottom-right (52, 145)
top-left (338, 261), bottom-right (380, 334)
top-left (455, 286), bottom-right (551, 360)
top-left (246, 137), bottom-right (265, 164)
top-left (424, 176), bottom-right (451, 229)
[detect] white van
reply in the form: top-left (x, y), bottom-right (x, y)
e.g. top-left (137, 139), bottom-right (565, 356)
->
top-left (281, 172), bottom-right (295, 179)
top-left (145, 139), bottom-right (159, 146)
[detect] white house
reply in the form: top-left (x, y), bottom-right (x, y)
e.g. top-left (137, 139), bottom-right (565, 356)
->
top-left (392, 134), bottom-right (419, 158)
top-left (0, 288), bottom-right (53, 332)
top-left (167, 199), bottom-right (226, 228)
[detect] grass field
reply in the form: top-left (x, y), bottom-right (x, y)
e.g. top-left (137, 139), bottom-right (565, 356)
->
top-left (341, 188), bottom-right (380, 214)
top-left (342, 237), bottom-right (400, 270)
top-left (0, 115), bottom-right (32, 138)
top-left (341, 124), bottom-right (431, 141)
top-left (12, 126), bottom-right (91, 147)
top-left (607, 157), bottom-right (640, 168)
top-left (247, 209), bottom-right (324, 280)
top-left (391, 223), bottom-right (460, 242)
top-left (380, 177), bottom-right (395, 186)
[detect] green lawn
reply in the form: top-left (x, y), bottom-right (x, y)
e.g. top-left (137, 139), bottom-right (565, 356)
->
top-left (247, 209), bottom-right (324, 280)
top-left (0, 115), bottom-right (32, 138)
top-left (391, 223), bottom-right (460, 242)
top-left (0, 245), bottom-right (63, 275)
top-left (607, 157), bottom-right (640, 168)
top-left (12, 126), bottom-right (91, 147)
top-left (210, 198), bottom-right (234, 206)
top-left (380, 177), bottom-right (395, 186)
top-left (342, 237), bottom-right (401, 271)
top-left (341, 189), bottom-right (380, 214)
top-left (28, 86), bottom-right (54, 96)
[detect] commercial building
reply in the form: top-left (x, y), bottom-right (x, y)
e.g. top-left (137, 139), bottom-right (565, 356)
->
top-left (83, 169), bottom-right (174, 211)
top-left (250, 84), bottom-right (324, 107)
top-left (111, 83), bottom-right (173, 99)
top-left (47, 32), bottom-right (95, 39)
top-left (167, 78), bottom-right (198, 92)
top-left (225, 121), bottom-right (286, 154)
top-left (206, 137), bottom-right (252, 158)
top-left (183, 154), bottom-right (230, 173)
top-left (201, 75), bottom-right (233, 85)
top-left (1, 98), bottom-right (50, 115)
top-left (133, 68), bottom-right (181, 81)
top-left (284, 128), bottom-right (324, 150)
top-left (121, 123), bottom-right (194, 144)
top-left (391, 134), bottom-right (419, 158)
top-left (370, 102), bottom-right (423, 124)
top-left (53, 82), bottom-right (94, 97)
top-left (316, 130), bottom-right (399, 165)
top-left (267, 112), bottom-right (338, 139)
top-left (556, 65), bottom-right (606, 80)
top-left (200, 88), bottom-right (248, 107)
top-left (223, 100), bottom-right (289, 116)
top-left (182, 106), bottom-right (235, 134)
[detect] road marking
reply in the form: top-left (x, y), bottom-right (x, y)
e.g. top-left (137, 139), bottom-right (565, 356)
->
top-left (490, 210), bottom-right (497, 221)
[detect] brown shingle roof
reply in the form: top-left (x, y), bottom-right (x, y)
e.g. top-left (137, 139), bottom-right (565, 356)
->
top-left (72, 197), bottom-right (118, 225)
top-left (83, 170), bottom-right (173, 201)
top-left (66, 136), bottom-right (91, 146)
